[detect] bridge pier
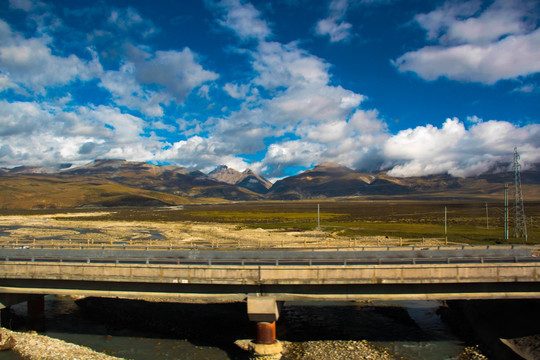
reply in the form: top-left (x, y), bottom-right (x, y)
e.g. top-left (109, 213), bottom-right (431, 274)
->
top-left (255, 321), bottom-right (276, 344)
top-left (27, 294), bottom-right (45, 332)
top-left (235, 296), bottom-right (283, 359)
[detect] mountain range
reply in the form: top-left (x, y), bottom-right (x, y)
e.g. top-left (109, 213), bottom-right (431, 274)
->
top-left (1, 160), bottom-right (539, 209)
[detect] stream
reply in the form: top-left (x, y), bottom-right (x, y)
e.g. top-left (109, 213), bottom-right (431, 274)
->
top-left (0, 296), bottom-right (476, 360)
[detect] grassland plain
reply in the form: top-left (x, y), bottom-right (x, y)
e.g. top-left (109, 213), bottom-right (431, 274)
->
top-left (0, 200), bottom-right (538, 246)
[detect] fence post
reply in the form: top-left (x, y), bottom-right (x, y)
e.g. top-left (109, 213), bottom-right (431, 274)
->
top-left (400, 237), bottom-right (403, 247)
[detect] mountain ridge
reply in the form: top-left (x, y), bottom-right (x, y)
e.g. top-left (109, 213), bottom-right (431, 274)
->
top-left (2, 160), bottom-right (540, 209)
top-left (208, 165), bottom-right (272, 194)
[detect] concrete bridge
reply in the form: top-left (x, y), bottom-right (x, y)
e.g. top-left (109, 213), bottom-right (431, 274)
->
top-left (1, 245), bottom-right (540, 357)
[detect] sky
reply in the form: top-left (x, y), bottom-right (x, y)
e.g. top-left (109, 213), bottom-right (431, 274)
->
top-left (1, 0), bottom-right (540, 181)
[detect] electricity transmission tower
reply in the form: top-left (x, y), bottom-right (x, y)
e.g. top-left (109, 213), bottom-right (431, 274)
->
top-left (513, 147), bottom-right (527, 240)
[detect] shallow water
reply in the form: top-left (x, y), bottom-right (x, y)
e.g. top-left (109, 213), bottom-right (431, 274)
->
top-left (378, 301), bottom-right (464, 360)
top-left (0, 296), bottom-right (467, 360)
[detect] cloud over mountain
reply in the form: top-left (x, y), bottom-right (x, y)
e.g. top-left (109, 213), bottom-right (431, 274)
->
top-left (0, 0), bottom-right (538, 179)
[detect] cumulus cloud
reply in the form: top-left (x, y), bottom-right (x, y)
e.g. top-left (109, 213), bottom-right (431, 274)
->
top-left (99, 45), bottom-right (218, 116)
top-left (315, 0), bottom-right (353, 43)
top-left (9, 0), bottom-right (46, 12)
top-left (2, 0), bottom-right (538, 182)
top-left (100, 63), bottom-right (167, 117)
top-left (224, 82), bottom-right (250, 99)
top-left (384, 118), bottom-right (540, 177)
top-left (214, 0), bottom-right (271, 41)
top-left (394, 0), bottom-right (540, 84)
top-left (0, 100), bottom-right (159, 167)
top-left (108, 7), bottom-right (157, 38)
top-left (0, 19), bottom-right (102, 93)
top-left (198, 0), bottom-right (386, 177)
top-left (261, 140), bottom-right (324, 175)
top-left (132, 48), bottom-right (219, 102)
top-left (155, 136), bottom-right (250, 173)
top-left (253, 41), bottom-right (332, 89)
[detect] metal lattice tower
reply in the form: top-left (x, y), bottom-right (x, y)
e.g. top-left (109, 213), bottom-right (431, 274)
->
top-left (513, 147), bottom-right (527, 240)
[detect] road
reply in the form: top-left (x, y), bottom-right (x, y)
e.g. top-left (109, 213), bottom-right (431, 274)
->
top-left (0, 244), bottom-right (537, 266)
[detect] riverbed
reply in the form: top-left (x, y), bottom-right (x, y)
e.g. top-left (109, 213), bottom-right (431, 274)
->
top-left (0, 296), bottom-right (475, 360)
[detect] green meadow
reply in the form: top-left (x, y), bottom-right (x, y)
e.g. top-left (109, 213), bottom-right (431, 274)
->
top-left (37, 200), bottom-right (539, 245)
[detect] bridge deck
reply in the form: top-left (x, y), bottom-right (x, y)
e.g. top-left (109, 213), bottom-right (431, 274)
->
top-left (1, 246), bottom-right (540, 302)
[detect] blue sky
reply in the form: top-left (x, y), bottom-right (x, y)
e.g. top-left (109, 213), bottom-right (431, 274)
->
top-left (1, 0), bottom-right (540, 180)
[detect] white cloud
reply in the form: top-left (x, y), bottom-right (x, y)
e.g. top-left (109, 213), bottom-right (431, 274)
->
top-left (348, 108), bottom-right (385, 133)
top-left (131, 47), bottom-right (219, 103)
top-left (415, 0), bottom-right (533, 45)
top-left (0, 19), bottom-right (102, 93)
top-left (304, 120), bottom-right (348, 142)
top-left (394, 0), bottom-right (540, 84)
top-left (383, 118), bottom-right (540, 177)
top-left (268, 84), bottom-right (363, 127)
top-left (0, 73), bottom-right (17, 92)
top-left (100, 63), bottom-right (167, 117)
top-left (394, 29), bottom-right (540, 84)
top-left (513, 84), bottom-right (537, 93)
top-left (385, 118), bottom-right (466, 162)
top-left (9, 0), bottom-right (46, 12)
top-left (99, 47), bottom-right (218, 115)
top-left (0, 100), bottom-right (49, 136)
top-left (224, 82), bottom-right (250, 99)
top-left (262, 140), bottom-right (323, 173)
top-left (155, 136), bottom-right (250, 173)
top-left (0, 100), bottom-right (160, 167)
top-left (215, 0), bottom-right (271, 41)
top-left (253, 41), bottom-right (331, 89)
top-left (315, 0), bottom-right (353, 43)
top-left (201, 1), bottom-right (382, 178)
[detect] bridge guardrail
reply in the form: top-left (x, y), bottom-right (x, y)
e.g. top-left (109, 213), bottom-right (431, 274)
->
top-left (0, 243), bottom-right (533, 252)
top-left (0, 255), bottom-right (538, 266)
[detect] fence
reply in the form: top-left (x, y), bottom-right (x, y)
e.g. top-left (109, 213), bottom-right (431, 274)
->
top-left (0, 235), bottom-right (456, 251)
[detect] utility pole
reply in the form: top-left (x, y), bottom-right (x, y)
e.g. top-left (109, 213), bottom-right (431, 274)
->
top-left (485, 202), bottom-right (489, 229)
top-left (504, 183), bottom-right (509, 240)
top-left (513, 147), bottom-right (527, 240)
top-left (444, 206), bottom-right (447, 235)
top-left (317, 203), bottom-right (320, 229)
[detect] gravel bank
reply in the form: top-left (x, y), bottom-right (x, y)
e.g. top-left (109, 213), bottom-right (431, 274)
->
top-left (0, 328), bottom-right (488, 360)
top-left (1, 328), bottom-right (124, 360)
top-left (282, 340), bottom-right (394, 360)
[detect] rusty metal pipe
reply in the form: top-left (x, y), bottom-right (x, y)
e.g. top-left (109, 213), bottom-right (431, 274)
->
top-left (255, 321), bottom-right (276, 344)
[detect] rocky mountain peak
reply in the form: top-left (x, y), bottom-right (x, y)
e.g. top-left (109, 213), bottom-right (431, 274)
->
top-left (208, 165), bottom-right (272, 193)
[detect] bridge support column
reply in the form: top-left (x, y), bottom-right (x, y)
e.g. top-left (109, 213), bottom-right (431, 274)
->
top-left (27, 295), bottom-right (45, 332)
top-left (255, 321), bottom-right (276, 344)
top-left (235, 296), bottom-right (283, 359)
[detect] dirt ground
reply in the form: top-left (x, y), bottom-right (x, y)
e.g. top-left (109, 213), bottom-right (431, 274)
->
top-left (0, 210), bottom-right (449, 250)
